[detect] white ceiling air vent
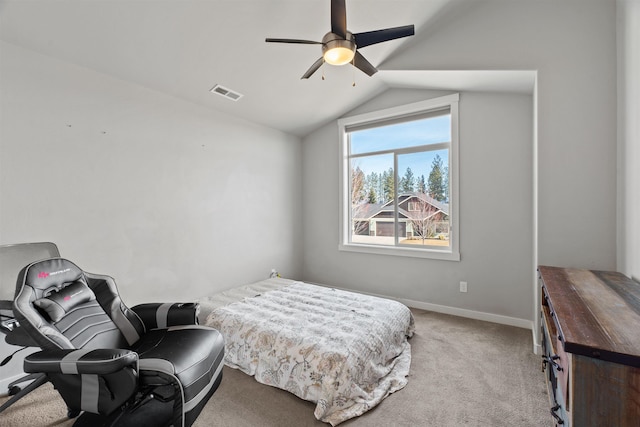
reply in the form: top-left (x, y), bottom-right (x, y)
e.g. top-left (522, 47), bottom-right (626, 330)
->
top-left (210, 84), bottom-right (243, 101)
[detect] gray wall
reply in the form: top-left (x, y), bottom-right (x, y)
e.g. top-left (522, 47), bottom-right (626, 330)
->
top-left (618, 0), bottom-right (640, 281)
top-left (0, 41), bottom-right (303, 304)
top-left (302, 0), bottom-right (617, 326)
top-left (383, 0), bottom-right (617, 271)
top-left (302, 89), bottom-right (533, 321)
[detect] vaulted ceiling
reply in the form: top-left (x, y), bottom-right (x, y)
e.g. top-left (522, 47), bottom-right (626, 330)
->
top-left (0, 0), bottom-right (534, 137)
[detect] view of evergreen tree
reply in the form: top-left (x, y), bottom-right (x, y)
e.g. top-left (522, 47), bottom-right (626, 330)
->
top-left (351, 157), bottom-right (448, 207)
top-left (367, 187), bottom-right (377, 203)
top-left (443, 165), bottom-right (449, 202)
top-left (399, 167), bottom-right (416, 192)
top-left (383, 168), bottom-right (394, 202)
top-left (417, 174), bottom-right (426, 194)
top-left (428, 154), bottom-right (446, 201)
top-left (365, 172), bottom-right (379, 204)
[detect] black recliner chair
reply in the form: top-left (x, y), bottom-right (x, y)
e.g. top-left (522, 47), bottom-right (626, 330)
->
top-left (12, 257), bottom-right (224, 427)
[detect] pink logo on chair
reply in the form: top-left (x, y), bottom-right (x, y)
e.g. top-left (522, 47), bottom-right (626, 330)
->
top-left (37, 268), bottom-right (70, 279)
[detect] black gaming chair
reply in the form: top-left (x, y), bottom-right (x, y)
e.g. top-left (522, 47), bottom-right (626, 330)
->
top-left (12, 257), bottom-right (224, 427)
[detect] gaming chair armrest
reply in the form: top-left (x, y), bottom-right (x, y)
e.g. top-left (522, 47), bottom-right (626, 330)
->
top-left (24, 348), bottom-right (139, 416)
top-left (24, 348), bottom-right (138, 375)
top-left (131, 302), bottom-right (200, 329)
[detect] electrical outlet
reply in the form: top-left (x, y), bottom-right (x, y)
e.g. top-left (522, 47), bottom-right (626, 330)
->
top-left (460, 281), bottom-right (468, 293)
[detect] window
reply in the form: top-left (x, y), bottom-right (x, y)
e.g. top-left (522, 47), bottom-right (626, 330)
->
top-left (338, 94), bottom-right (460, 261)
top-left (408, 202), bottom-right (419, 212)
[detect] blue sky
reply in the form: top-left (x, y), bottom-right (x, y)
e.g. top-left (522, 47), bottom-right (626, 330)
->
top-left (350, 115), bottom-right (450, 180)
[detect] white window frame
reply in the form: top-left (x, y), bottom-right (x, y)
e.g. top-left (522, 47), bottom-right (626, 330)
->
top-left (338, 94), bottom-right (460, 261)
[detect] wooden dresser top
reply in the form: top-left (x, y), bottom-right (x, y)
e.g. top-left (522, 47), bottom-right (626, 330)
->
top-left (539, 265), bottom-right (640, 367)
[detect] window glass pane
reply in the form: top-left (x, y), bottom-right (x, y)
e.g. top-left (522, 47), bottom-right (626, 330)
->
top-left (350, 114), bottom-right (451, 155)
top-left (397, 150), bottom-right (450, 247)
top-left (397, 149), bottom-right (449, 202)
top-left (350, 154), bottom-right (394, 245)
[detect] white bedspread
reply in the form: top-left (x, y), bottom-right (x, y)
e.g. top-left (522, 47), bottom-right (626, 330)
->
top-left (202, 279), bottom-right (414, 425)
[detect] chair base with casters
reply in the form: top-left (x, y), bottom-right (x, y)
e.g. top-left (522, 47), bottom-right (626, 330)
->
top-left (0, 372), bottom-right (49, 414)
top-left (0, 315), bottom-right (55, 416)
top-left (14, 258), bottom-right (225, 427)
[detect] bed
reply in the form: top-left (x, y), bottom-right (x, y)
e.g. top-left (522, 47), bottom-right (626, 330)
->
top-left (198, 277), bottom-right (414, 426)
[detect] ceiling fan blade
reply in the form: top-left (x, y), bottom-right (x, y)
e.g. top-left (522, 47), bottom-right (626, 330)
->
top-left (301, 57), bottom-right (325, 79)
top-left (353, 25), bottom-right (415, 49)
top-left (352, 51), bottom-right (377, 76)
top-left (331, 0), bottom-right (347, 38)
top-left (265, 38), bottom-right (322, 44)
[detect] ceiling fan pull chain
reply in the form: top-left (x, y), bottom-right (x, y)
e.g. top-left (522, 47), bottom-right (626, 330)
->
top-left (352, 58), bottom-right (356, 87)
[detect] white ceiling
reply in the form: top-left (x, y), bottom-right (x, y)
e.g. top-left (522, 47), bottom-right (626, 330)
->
top-left (0, 0), bottom-right (534, 137)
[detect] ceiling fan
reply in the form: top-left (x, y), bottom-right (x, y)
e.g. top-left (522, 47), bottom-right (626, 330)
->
top-left (265, 0), bottom-right (415, 79)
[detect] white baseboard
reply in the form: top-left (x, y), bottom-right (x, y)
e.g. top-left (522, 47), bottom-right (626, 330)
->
top-left (532, 337), bottom-right (542, 355)
top-left (316, 282), bottom-right (534, 331)
top-left (398, 297), bottom-right (534, 330)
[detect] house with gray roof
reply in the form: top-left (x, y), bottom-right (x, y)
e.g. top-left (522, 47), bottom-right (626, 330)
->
top-left (352, 193), bottom-right (449, 241)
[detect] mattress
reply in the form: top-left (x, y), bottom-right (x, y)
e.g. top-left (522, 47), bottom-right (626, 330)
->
top-left (200, 278), bottom-right (414, 425)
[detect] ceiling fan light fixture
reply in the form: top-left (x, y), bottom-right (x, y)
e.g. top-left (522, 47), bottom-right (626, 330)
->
top-left (323, 46), bottom-right (355, 65)
top-left (322, 33), bottom-right (356, 66)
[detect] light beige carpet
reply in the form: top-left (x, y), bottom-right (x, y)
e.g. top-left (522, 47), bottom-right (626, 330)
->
top-left (0, 309), bottom-right (550, 426)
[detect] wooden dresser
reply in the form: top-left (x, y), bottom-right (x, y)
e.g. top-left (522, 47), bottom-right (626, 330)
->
top-left (538, 266), bottom-right (640, 426)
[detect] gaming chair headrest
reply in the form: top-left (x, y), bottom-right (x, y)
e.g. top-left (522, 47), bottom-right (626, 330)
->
top-left (20, 258), bottom-right (85, 297)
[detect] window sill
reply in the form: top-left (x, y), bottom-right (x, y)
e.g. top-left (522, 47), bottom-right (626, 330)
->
top-left (338, 242), bottom-right (461, 261)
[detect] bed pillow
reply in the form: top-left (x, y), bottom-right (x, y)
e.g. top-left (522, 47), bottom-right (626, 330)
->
top-left (34, 280), bottom-right (96, 322)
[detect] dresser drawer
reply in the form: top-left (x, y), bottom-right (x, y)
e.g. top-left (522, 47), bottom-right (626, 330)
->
top-left (541, 283), bottom-right (570, 409)
top-left (541, 314), bottom-right (569, 426)
top-left (541, 310), bottom-right (569, 427)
